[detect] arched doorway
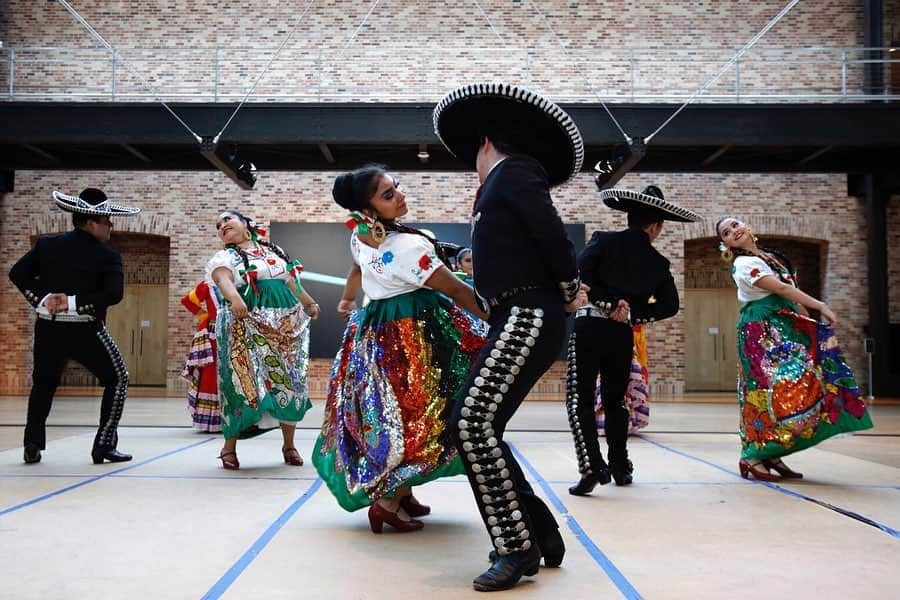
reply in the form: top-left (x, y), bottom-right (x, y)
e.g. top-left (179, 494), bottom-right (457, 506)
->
top-left (56, 232), bottom-right (171, 387)
top-left (683, 237), bottom-right (824, 391)
top-left (104, 232), bottom-right (171, 386)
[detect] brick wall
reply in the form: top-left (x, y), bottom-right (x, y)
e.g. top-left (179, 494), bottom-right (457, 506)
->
top-left (1, 0), bottom-right (893, 397)
top-left (1, 1), bottom-right (869, 101)
top-left (0, 170), bottom-right (879, 398)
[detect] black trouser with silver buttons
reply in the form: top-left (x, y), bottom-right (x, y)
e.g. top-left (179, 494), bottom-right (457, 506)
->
top-left (24, 319), bottom-right (129, 451)
top-left (565, 316), bottom-right (633, 473)
top-left (450, 289), bottom-right (565, 557)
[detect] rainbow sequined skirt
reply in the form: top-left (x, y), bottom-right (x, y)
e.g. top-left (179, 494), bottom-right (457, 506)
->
top-left (737, 294), bottom-right (872, 460)
top-left (313, 288), bottom-right (486, 511)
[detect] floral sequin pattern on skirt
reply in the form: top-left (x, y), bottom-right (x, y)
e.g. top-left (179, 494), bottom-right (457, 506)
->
top-left (217, 304), bottom-right (312, 439)
top-left (737, 298), bottom-right (872, 461)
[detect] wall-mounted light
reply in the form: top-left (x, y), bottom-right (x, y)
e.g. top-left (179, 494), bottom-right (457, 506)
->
top-left (417, 144), bottom-right (430, 163)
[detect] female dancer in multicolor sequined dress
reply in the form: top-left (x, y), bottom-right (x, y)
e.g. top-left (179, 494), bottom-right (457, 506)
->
top-left (313, 165), bottom-right (487, 533)
top-left (717, 216), bottom-right (872, 481)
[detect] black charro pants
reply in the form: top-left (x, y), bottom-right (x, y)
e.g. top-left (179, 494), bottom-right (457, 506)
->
top-left (450, 289), bottom-right (566, 557)
top-left (565, 316), bottom-right (633, 473)
top-left (24, 319), bottom-right (129, 451)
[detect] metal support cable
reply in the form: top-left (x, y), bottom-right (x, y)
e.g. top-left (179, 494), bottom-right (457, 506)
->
top-left (526, 0), bottom-right (632, 144)
top-left (469, 0), bottom-right (505, 44)
top-left (214, 0), bottom-right (316, 143)
top-left (644, 0), bottom-right (801, 143)
top-left (339, 0), bottom-right (382, 52)
top-left (322, 0), bottom-right (382, 88)
top-left (56, 0), bottom-right (202, 143)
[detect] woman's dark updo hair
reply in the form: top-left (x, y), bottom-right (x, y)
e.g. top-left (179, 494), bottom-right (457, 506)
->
top-left (332, 164), bottom-right (387, 212)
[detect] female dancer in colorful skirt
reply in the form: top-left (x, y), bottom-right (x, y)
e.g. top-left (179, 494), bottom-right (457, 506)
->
top-left (181, 280), bottom-right (221, 432)
top-left (717, 215), bottom-right (872, 480)
top-left (595, 324), bottom-right (650, 435)
top-left (206, 210), bottom-right (319, 469)
top-left (313, 164), bottom-right (487, 533)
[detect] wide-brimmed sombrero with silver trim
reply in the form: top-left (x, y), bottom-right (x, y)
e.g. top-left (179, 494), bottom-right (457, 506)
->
top-left (599, 185), bottom-right (703, 222)
top-left (52, 188), bottom-right (141, 216)
top-left (433, 82), bottom-right (584, 187)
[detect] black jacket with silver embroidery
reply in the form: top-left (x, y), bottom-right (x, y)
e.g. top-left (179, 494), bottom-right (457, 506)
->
top-left (471, 155), bottom-right (579, 304)
top-left (578, 228), bottom-right (678, 324)
top-left (9, 228), bottom-right (124, 322)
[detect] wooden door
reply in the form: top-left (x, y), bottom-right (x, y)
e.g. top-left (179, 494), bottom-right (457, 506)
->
top-left (104, 284), bottom-right (168, 385)
top-left (134, 285), bottom-right (168, 385)
top-left (685, 289), bottom-right (739, 391)
top-left (105, 287), bottom-right (140, 374)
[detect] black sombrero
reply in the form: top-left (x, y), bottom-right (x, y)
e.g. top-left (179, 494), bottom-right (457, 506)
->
top-left (599, 185), bottom-right (703, 222)
top-left (433, 83), bottom-right (584, 187)
top-left (52, 188), bottom-right (141, 216)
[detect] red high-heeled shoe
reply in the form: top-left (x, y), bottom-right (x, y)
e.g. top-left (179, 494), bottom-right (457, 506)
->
top-left (367, 502), bottom-right (424, 534)
top-left (738, 459), bottom-right (780, 482)
top-left (763, 458), bottom-right (803, 479)
top-left (219, 450), bottom-right (239, 470)
top-left (282, 447), bottom-right (304, 466)
top-left (399, 494), bottom-right (431, 517)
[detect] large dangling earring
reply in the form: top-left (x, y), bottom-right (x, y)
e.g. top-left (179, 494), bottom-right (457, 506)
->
top-left (718, 241), bottom-right (734, 263)
top-left (244, 230), bottom-right (252, 241)
top-left (370, 219), bottom-right (386, 243)
top-left (746, 227), bottom-right (759, 244)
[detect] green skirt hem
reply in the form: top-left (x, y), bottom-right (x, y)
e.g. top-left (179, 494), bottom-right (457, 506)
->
top-left (311, 436), bottom-right (465, 512)
top-left (741, 410), bottom-right (873, 460)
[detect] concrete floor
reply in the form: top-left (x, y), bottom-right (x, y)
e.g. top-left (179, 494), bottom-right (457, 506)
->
top-left (1, 395), bottom-right (898, 600)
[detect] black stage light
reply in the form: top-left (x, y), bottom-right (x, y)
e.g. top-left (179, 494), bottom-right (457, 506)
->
top-left (200, 137), bottom-right (257, 190)
top-left (594, 137), bottom-right (646, 190)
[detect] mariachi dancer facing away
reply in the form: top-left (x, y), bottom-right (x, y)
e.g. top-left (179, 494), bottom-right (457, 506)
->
top-left (567, 185), bottom-right (702, 495)
top-left (10, 188), bottom-right (140, 464)
top-left (434, 83), bottom-right (587, 592)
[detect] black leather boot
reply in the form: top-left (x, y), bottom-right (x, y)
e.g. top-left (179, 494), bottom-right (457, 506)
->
top-left (568, 466), bottom-right (612, 496)
top-left (23, 443), bottom-right (42, 464)
top-left (473, 545), bottom-right (541, 592)
top-left (610, 459), bottom-right (634, 486)
top-left (92, 447), bottom-right (133, 464)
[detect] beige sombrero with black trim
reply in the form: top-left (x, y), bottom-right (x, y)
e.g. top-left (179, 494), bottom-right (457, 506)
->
top-left (52, 188), bottom-right (141, 216)
top-left (433, 82), bottom-right (584, 187)
top-left (599, 185), bottom-right (702, 222)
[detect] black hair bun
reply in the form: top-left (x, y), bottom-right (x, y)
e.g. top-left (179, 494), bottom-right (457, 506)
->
top-left (332, 173), bottom-right (361, 211)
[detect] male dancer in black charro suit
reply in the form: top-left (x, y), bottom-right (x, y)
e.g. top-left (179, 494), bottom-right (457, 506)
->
top-left (10, 188), bottom-right (140, 465)
top-left (566, 185), bottom-right (703, 494)
top-left (434, 83), bottom-right (588, 592)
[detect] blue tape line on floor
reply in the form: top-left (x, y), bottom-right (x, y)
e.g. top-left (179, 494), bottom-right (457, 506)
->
top-left (0, 437), bottom-right (214, 517)
top-left (201, 478), bottom-right (323, 600)
top-left (509, 442), bottom-right (643, 600)
top-left (636, 435), bottom-right (900, 539)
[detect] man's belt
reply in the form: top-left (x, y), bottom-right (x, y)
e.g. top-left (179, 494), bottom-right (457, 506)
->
top-left (575, 305), bottom-right (612, 319)
top-left (37, 312), bottom-right (95, 323)
top-left (485, 285), bottom-right (542, 308)
top-left (576, 300), bottom-right (622, 319)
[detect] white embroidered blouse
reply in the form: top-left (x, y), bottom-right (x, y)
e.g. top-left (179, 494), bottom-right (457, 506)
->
top-left (205, 244), bottom-right (291, 289)
top-left (350, 230), bottom-right (442, 300)
top-left (731, 255), bottom-right (780, 303)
